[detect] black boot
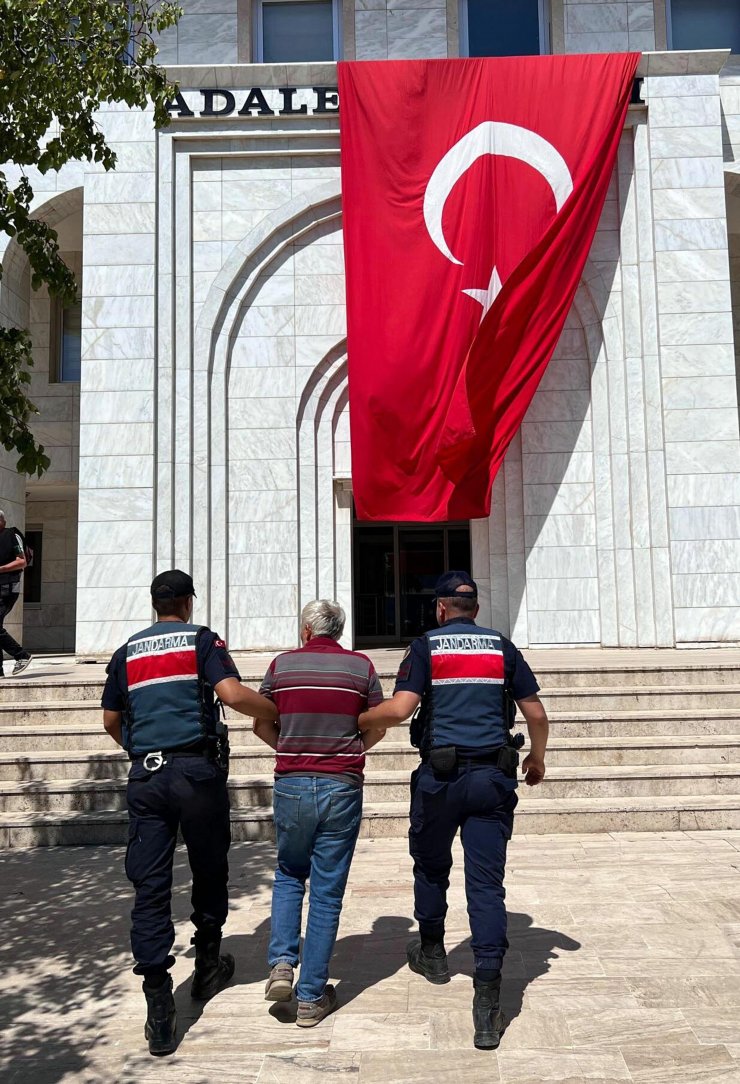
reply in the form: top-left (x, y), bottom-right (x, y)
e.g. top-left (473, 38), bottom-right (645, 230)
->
top-left (143, 974), bottom-right (177, 1056)
top-left (406, 938), bottom-right (450, 985)
top-left (472, 975), bottom-right (506, 1050)
top-left (190, 931), bottom-right (235, 1001)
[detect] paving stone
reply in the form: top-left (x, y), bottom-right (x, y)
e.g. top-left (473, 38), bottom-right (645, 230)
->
top-left (3, 831), bottom-right (740, 1079)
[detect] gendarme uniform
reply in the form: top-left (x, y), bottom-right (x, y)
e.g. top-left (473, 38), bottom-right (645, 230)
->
top-left (102, 593), bottom-right (240, 987)
top-left (396, 572), bottom-right (539, 990)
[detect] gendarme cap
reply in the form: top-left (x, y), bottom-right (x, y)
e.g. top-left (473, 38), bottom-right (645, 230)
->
top-left (151, 569), bottom-right (197, 600)
top-left (435, 570), bottom-right (478, 599)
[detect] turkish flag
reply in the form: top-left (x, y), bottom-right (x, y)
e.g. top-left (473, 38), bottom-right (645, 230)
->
top-left (339, 54), bottom-right (639, 521)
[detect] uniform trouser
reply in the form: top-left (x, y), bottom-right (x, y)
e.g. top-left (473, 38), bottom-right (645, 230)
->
top-left (0, 588), bottom-right (26, 667)
top-left (125, 755), bottom-right (231, 976)
top-left (409, 760), bottom-right (518, 974)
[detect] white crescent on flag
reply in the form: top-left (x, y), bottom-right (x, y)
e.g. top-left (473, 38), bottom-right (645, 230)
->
top-left (423, 121), bottom-right (574, 319)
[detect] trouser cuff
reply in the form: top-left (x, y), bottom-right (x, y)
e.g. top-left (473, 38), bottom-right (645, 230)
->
top-left (474, 955), bottom-right (504, 974)
top-left (133, 954), bottom-right (175, 976)
top-left (418, 921), bottom-right (445, 942)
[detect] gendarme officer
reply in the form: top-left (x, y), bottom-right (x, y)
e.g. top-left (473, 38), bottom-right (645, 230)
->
top-left (359, 571), bottom-right (549, 1050)
top-left (102, 570), bottom-right (278, 1056)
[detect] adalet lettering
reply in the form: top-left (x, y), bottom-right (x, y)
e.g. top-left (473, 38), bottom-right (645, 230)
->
top-left (165, 86), bottom-right (339, 119)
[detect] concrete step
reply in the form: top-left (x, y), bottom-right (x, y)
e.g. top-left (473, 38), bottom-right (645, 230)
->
top-left (2, 683), bottom-right (739, 727)
top-left (3, 735), bottom-right (740, 782)
top-left (4, 706), bottom-right (740, 750)
top-left (538, 685), bottom-right (740, 712)
top-left (3, 763), bottom-right (740, 813)
top-left (4, 791), bottom-right (740, 846)
top-left (520, 663), bottom-right (740, 688)
top-left (3, 657), bottom-right (740, 704)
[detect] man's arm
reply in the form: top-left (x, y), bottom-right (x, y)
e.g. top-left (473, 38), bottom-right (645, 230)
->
top-left (103, 710), bottom-right (124, 747)
top-left (0, 555), bottom-right (26, 574)
top-left (215, 677), bottom-right (278, 721)
top-left (359, 691), bottom-right (420, 731)
top-left (517, 694), bottom-right (548, 786)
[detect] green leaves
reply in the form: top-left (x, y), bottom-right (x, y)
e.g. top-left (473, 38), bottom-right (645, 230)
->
top-left (0, 0), bottom-right (182, 476)
top-left (0, 328), bottom-right (49, 477)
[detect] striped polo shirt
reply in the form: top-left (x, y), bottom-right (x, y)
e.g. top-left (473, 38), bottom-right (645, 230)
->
top-left (259, 636), bottom-right (383, 784)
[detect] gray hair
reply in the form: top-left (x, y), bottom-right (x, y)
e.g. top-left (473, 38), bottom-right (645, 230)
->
top-left (0, 510), bottom-right (6, 524)
top-left (301, 599), bottom-right (346, 640)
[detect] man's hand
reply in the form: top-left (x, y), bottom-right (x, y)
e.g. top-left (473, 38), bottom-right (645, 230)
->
top-left (522, 753), bottom-right (545, 786)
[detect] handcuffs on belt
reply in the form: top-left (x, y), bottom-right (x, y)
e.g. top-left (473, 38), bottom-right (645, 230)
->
top-left (143, 751), bottom-right (166, 772)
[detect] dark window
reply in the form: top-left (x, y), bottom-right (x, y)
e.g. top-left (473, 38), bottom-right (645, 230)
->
top-left (464, 0), bottom-right (545, 57)
top-left (353, 519), bottom-right (472, 645)
top-left (23, 531), bottom-right (42, 605)
top-left (259, 0), bottom-right (336, 62)
top-left (670, 0), bottom-right (740, 53)
top-left (50, 295), bottom-right (82, 382)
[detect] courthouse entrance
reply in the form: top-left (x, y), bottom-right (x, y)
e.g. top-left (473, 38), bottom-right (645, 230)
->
top-left (352, 519), bottom-right (471, 645)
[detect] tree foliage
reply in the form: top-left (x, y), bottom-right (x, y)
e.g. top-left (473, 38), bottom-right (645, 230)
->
top-left (0, 0), bottom-right (181, 476)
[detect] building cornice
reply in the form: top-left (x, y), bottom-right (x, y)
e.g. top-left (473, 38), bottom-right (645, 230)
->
top-left (161, 50), bottom-right (731, 91)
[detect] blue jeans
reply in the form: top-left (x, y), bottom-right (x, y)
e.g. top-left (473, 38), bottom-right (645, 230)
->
top-left (409, 761), bottom-right (517, 974)
top-left (268, 775), bottom-right (363, 1002)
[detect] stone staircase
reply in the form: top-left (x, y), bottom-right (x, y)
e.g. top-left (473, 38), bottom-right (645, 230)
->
top-left (2, 652), bottom-right (740, 846)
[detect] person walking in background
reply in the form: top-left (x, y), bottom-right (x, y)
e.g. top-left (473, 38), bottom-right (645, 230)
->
top-left (359, 571), bottom-right (549, 1051)
top-left (253, 599), bottom-right (385, 1027)
top-left (102, 570), bottom-right (278, 1056)
top-left (0, 510), bottom-right (32, 677)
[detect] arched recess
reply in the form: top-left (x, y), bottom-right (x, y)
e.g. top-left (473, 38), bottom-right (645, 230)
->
top-left (296, 347), bottom-right (352, 643)
top-left (188, 182), bottom-right (343, 640)
top-left (0, 186), bottom-right (84, 653)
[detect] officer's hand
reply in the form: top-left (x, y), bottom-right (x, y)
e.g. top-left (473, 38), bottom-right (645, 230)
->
top-left (522, 753), bottom-right (545, 786)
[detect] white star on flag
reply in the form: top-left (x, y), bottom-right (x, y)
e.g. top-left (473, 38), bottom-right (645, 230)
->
top-left (463, 265), bottom-right (502, 323)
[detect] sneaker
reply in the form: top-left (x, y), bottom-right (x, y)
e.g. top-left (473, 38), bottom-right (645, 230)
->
top-left (265, 963), bottom-right (294, 1002)
top-left (11, 656), bottom-right (32, 677)
top-left (296, 984), bottom-right (338, 1028)
top-left (407, 939), bottom-right (450, 985)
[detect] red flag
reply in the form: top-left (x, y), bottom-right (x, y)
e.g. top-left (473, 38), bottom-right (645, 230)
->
top-left (339, 54), bottom-right (639, 522)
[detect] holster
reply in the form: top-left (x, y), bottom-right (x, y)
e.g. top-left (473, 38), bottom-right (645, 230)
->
top-left (211, 725), bottom-right (230, 777)
top-left (497, 745), bottom-right (519, 779)
top-left (428, 745), bottom-right (457, 773)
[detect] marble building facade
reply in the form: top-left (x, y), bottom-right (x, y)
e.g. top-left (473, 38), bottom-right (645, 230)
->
top-left (1, 1), bottom-right (740, 655)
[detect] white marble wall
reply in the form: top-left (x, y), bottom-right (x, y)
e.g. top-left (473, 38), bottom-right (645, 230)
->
top-left (26, 249), bottom-right (81, 486)
top-left (723, 61), bottom-right (740, 405)
top-left (75, 103), bottom-right (158, 655)
top-left (562, 0), bottom-right (656, 53)
top-left (189, 150), bottom-right (346, 647)
top-left (154, 0), bottom-right (239, 64)
top-left (4, 46), bottom-right (740, 652)
top-left (722, 61), bottom-right (740, 170)
top-left (354, 0), bottom-right (448, 60)
top-left (644, 71), bottom-right (740, 642)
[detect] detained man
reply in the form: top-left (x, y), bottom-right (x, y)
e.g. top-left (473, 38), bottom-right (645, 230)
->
top-left (253, 600), bottom-right (385, 1026)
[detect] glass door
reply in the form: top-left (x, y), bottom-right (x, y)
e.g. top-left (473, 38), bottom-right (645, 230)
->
top-left (353, 518), bottom-right (471, 645)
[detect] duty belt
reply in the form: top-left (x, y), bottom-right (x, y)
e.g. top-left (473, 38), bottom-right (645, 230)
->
top-left (421, 748), bottom-right (505, 765)
top-left (421, 745), bottom-right (519, 778)
top-left (131, 742), bottom-right (211, 770)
